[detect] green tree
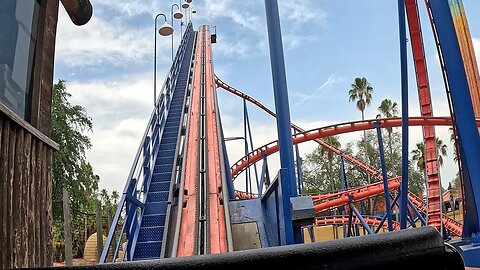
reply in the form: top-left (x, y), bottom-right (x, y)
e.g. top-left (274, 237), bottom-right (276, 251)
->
top-left (411, 142), bottom-right (426, 171)
top-left (100, 189), bottom-right (109, 204)
top-left (449, 127), bottom-right (459, 162)
top-left (376, 99), bottom-right (399, 119)
top-left (411, 138), bottom-right (448, 171)
top-left (111, 191), bottom-right (120, 205)
top-left (376, 99), bottom-right (399, 161)
top-left (303, 144), bottom-right (343, 193)
top-left (349, 77), bottom-right (374, 210)
top-left (320, 136), bottom-right (341, 190)
top-left (303, 130), bottom-right (426, 213)
top-left (51, 80), bottom-right (103, 260)
top-left (349, 77), bottom-right (374, 122)
top-left (52, 80), bottom-right (97, 220)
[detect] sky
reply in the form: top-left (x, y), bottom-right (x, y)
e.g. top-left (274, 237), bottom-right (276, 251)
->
top-left (54, 0), bottom-right (480, 194)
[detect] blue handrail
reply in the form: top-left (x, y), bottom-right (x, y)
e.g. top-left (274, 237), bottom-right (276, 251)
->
top-left (100, 23), bottom-right (194, 263)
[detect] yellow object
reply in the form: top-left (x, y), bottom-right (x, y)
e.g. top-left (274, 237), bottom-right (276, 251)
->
top-left (83, 233), bottom-right (108, 262)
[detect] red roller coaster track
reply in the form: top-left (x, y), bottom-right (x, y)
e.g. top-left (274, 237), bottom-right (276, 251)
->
top-left (406, 0), bottom-right (442, 231)
top-left (215, 78), bottom-right (471, 236)
top-left (215, 76), bottom-right (381, 179)
top-left (228, 116), bottom-right (471, 179)
top-left (217, 0), bottom-right (463, 237)
top-left (315, 216), bottom-right (401, 231)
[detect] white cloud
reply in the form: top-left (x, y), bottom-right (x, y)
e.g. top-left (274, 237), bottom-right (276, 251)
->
top-left (56, 7), bottom-right (172, 67)
top-left (194, 0), bottom-right (327, 59)
top-left (65, 73), bottom-right (160, 192)
top-left (279, 0), bottom-right (327, 26)
top-left (293, 73), bottom-right (345, 106)
top-left (90, 0), bottom-right (157, 17)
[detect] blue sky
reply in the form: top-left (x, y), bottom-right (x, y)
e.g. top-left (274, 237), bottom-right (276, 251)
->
top-left (54, 0), bottom-right (480, 194)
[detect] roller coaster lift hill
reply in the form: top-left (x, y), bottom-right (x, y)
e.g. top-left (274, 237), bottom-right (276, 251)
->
top-left (50, 0), bottom-right (480, 269)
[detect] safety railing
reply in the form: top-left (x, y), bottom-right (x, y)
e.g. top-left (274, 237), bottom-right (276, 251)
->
top-left (99, 23), bottom-right (194, 263)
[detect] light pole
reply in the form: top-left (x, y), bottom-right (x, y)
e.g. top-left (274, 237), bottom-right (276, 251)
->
top-left (180, 0), bottom-right (190, 36)
top-left (190, 7), bottom-right (197, 23)
top-left (154, 13), bottom-right (173, 106)
top-left (171, 4), bottom-right (183, 62)
top-left (185, 6), bottom-right (197, 21)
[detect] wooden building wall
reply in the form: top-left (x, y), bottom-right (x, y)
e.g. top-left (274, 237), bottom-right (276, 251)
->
top-left (0, 1), bottom-right (60, 267)
top-left (0, 103), bottom-right (58, 268)
top-left (0, 0), bottom-right (92, 267)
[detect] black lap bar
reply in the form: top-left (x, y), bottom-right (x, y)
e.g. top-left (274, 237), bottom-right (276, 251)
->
top-left (45, 227), bottom-right (464, 270)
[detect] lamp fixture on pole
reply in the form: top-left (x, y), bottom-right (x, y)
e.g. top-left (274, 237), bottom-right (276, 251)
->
top-left (154, 13), bottom-right (173, 107)
top-left (171, 4), bottom-right (183, 62)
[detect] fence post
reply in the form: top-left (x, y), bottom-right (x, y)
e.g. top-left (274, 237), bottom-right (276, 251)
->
top-left (62, 188), bottom-right (73, 266)
top-left (96, 201), bottom-right (103, 260)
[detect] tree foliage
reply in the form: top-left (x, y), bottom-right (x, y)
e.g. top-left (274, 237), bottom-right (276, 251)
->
top-left (348, 77), bottom-right (373, 120)
top-left (51, 80), bottom-right (98, 220)
top-left (302, 124), bottom-right (426, 196)
top-left (411, 138), bottom-right (448, 170)
top-left (51, 80), bottom-right (120, 260)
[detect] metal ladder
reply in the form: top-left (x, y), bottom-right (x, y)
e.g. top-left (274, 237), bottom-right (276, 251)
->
top-left (133, 32), bottom-right (196, 260)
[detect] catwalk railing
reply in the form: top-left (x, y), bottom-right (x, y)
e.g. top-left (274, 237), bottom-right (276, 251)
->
top-left (99, 23), bottom-right (194, 263)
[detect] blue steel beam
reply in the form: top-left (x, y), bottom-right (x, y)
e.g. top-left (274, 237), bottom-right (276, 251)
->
top-left (264, 0), bottom-right (297, 245)
top-left (374, 122), bottom-right (393, 231)
top-left (340, 157), bottom-right (348, 190)
top-left (398, 0), bottom-right (409, 230)
top-left (429, 0), bottom-right (480, 238)
top-left (375, 193), bottom-right (401, 234)
top-left (243, 99), bottom-right (252, 195)
top-left (350, 203), bottom-right (374, 235)
top-left (245, 99), bottom-right (260, 192)
top-left (294, 130), bottom-right (304, 195)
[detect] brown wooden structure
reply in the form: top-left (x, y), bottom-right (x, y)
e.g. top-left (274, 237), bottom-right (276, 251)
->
top-left (0, 0), bottom-right (92, 268)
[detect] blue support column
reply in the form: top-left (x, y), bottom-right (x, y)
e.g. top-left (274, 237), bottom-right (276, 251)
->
top-left (340, 157), bottom-right (348, 190)
top-left (264, 0), bottom-right (297, 245)
top-left (374, 122), bottom-right (393, 231)
top-left (429, 1), bottom-right (480, 266)
top-left (374, 192), bottom-right (401, 234)
top-left (340, 157), bottom-right (348, 237)
top-left (347, 206), bottom-right (354, 237)
top-left (294, 130), bottom-right (304, 195)
top-left (245, 99), bottom-right (260, 192)
top-left (398, 0), bottom-right (409, 230)
top-left (350, 203), bottom-right (374, 235)
top-left (243, 99), bottom-right (251, 195)
top-left (407, 199), bottom-right (426, 226)
top-left (429, 0), bottom-right (480, 238)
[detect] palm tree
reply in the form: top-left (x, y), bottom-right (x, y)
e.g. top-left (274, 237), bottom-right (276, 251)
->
top-left (349, 77), bottom-right (373, 161)
top-left (411, 138), bottom-right (448, 171)
top-left (111, 191), bottom-right (119, 205)
top-left (100, 189), bottom-right (110, 206)
top-left (376, 99), bottom-right (399, 119)
top-left (411, 142), bottom-right (426, 171)
top-left (349, 77), bottom-right (374, 122)
top-left (376, 99), bottom-right (399, 160)
top-left (436, 138), bottom-right (448, 167)
top-left (449, 127), bottom-right (459, 162)
top-left (349, 77), bottom-right (373, 213)
top-left (320, 136), bottom-right (341, 190)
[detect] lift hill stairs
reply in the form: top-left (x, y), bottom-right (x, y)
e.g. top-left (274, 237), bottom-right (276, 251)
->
top-left (99, 23), bottom-right (196, 263)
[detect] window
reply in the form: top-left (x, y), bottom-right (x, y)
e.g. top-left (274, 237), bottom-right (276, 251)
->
top-left (0, 0), bottom-right (40, 120)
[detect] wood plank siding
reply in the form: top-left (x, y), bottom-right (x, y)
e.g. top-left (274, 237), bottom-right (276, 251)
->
top-left (0, 103), bottom-right (58, 268)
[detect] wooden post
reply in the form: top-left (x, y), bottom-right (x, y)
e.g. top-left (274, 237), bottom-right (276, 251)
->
top-left (62, 188), bottom-right (73, 266)
top-left (96, 200), bottom-right (103, 260)
top-left (84, 216), bottom-right (88, 243)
